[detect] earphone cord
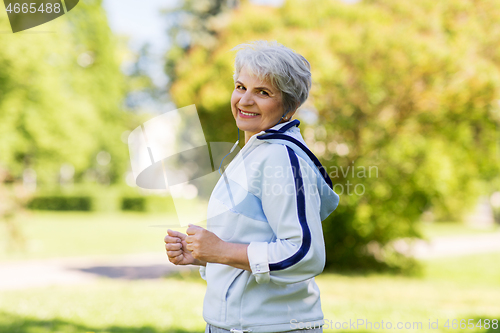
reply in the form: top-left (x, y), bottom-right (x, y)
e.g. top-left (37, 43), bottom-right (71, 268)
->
top-left (219, 127), bottom-right (240, 176)
top-left (218, 110), bottom-right (290, 176)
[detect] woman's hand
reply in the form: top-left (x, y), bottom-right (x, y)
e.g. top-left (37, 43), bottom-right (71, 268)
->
top-left (185, 224), bottom-right (224, 263)
top-left (185, 224), bottom-right (251, 271)
top-left (165, 224), bottom-right (251, 271)
top-left (165, 229), bottom-right (206, 266)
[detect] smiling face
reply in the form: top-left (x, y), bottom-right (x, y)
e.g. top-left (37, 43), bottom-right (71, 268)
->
top-left (231, 66), bottom-right (290, 144)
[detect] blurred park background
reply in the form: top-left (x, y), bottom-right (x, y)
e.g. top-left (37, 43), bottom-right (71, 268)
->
top-left (1, 0), bottom-right (500, 332)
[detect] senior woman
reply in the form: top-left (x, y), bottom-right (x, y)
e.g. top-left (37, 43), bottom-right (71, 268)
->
top-left (165, 40), bottom-right (339, 333)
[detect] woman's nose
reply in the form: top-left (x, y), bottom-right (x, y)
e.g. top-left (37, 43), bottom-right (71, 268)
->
top-left (239, 90), bottom-right (254, 106)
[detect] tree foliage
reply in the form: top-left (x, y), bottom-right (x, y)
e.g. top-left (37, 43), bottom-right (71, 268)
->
top-left (165, 0), bottom-right (500, 272)
top-left (163, 0), bottom-right (237, 86)
top-left (0, 0), bottom-right (133, 186)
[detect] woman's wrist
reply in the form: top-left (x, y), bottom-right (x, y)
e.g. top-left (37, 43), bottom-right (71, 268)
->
top-left (216, 241), bottom-right (250, 271)
top-left (193, 258), bottom-right (207, 266)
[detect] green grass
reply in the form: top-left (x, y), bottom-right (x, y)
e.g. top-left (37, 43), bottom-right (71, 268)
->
top-left (318, 253), bottom-right (500, 332)
top-left (0, 254), bottom-right (498, 333)
top-left (0, 211), bottom-right (189, 261)
top-left (422, 252), bottom-right (500, 286)
top-left (3, 212), bottom-right (498, 262)
top-left (0, 278), bottom-right (207, 333)
top-left (2, 212), bottom-right (498, 261)
top-left (1, 212), bottom-right (499, 332)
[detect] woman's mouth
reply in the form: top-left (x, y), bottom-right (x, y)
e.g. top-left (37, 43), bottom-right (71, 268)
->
top-left (239, 108), bottom-right (260, 118)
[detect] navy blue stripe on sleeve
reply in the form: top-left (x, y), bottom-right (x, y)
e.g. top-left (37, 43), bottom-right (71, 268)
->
top-left (269, 146), bottom-right (312, 271)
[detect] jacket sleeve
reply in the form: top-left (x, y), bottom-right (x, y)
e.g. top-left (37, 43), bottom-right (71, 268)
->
top-left (246, 144), bottom-right (326, 285)
top-left (199, 265), bottom-right (206, 281)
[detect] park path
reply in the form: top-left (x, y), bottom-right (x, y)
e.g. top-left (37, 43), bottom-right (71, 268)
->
top-left (0, 252), bottom-right (196, 291)
top-left (1, 231), bottom-right (500, 291)
top-left (406, 231), bottom-right (500, 259)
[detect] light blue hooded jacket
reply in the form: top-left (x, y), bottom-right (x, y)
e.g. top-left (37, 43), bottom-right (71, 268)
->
top-left (200, 119), bottom-right (340, 332)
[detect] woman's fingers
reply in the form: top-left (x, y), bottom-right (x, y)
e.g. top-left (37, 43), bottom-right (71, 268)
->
top-left (185, 240), bottom-right (193, 252)
top-left (168, 254), bottom-right (183, 265)
top-left (167, 250), bottom-right (183, 257)
top-left (165, 242), bottom-right (182, 251)
top-left (164, 236), bottom-right (180, 245)
top-left (166, 242), bottom-right (187, 255)
top-left (167, 229), bottom-right (187, 240)
top-left (186, 224), bottom-right (203, 235)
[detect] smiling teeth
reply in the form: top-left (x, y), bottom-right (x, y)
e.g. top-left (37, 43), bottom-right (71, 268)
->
top-left (240, 110), bottom-right (258, 116)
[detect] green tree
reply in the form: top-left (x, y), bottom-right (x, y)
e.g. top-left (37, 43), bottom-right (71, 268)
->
top-left (166, 0), bottom-right (500, 272)
top-left (162, 0), bottom-right (239, 143)
top-left (0, 0), bottom-right (133, 186)
top-left (163, 0), bottom-right (237, 87)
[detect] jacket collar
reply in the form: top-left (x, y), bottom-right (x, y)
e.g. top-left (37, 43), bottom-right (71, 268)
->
top-left (263, 119), bottom-right (300, 134)
top-left (246, 119), bottom-right (300, 147)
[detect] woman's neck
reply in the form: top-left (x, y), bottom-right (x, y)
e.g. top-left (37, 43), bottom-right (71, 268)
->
top-left (244, 131), bottom-right (257, 145)
top-left (243, 119), bottom-right (290, 145)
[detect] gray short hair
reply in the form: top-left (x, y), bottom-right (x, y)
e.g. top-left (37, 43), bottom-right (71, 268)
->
top-left (232, 40), bottom-right (312, 116)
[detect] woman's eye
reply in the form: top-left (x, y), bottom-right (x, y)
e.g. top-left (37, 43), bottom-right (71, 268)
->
top-left (260, 90), bottom-right (269, 96)
top-left (236, 85), bottom-right (245, 90)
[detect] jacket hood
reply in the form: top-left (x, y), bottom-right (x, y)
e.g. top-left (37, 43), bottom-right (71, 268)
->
top-left (256, 119), bottom-right (340, 221)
